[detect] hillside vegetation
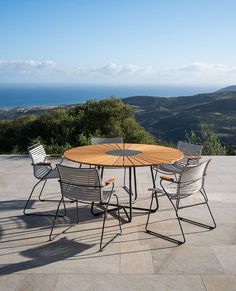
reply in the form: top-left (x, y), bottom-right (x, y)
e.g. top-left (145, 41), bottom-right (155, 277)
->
top-left (123, 91), bottom-right (236, 145)
top-left (0, 98), bottom-right (156, 154)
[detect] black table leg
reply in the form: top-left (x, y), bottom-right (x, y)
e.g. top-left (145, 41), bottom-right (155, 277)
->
top-left (133, 167), bottom-right (137, 200)
top-left (128, 167), bottom-right (132, 222)
top-left (150, 165), bottom-right (159, 210)
top-left (99, 166), bottom-right (159, 223)
top-left (130, 166), bottom-right (159, 213)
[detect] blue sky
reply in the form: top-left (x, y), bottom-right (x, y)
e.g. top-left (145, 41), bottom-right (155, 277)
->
top-left (0, 0), bottom-right (236, 85)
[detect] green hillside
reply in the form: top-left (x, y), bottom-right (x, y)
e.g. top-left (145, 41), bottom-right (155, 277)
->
top-left (123, 91), bottom-right (236, 145)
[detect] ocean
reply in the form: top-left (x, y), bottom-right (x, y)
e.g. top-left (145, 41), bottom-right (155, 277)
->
top-left (0, 84), bottom-right (218, 108)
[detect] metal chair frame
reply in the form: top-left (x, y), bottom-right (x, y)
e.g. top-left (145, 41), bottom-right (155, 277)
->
top-left (146, 159), bottom-right (216, 245)
top-left (50, 165), bottom-right (123, 252)
top-left (23, 143), bottom-right (64, 216)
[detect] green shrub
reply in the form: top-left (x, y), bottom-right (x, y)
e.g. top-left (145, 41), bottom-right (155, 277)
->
top-left (186, 124), bottom-right (226, 155)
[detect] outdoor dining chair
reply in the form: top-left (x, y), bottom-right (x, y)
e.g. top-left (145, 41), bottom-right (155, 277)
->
top-left (23, 143), bottom-right (63, 216)
top-left (146, 159), bottom-right (216, 244)
top-left (153, 141), bottom-right (203, 180)
top-left (50, 165), bottom-right (124, 251)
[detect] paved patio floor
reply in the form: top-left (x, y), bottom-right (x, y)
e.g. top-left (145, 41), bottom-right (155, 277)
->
top-left (0, 155), bottom-right (236, 291)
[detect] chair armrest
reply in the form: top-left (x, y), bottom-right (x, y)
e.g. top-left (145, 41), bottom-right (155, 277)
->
top-left (186, 155), bottom-right (201, 161)
top-left (34, 162), bottom-right (52, 166)
top-left (104, 178), bottom-right (115, 186)
top-left (48, 154), bottom-right (62, 158)
top-left (160, 176), bottom-right (176, 182)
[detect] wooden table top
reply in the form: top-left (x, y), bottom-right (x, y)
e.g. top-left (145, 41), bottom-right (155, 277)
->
top-left (64, 143), bottom-right (183, 168)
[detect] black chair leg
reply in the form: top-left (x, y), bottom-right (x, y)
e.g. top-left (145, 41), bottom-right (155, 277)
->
top-left (49, 198), bottom-right (64, 240)
top-left (24, 179), bottom-right (43, 215)
top-left (76, 200), bottom-right (79, 224)
top-left (145, 192), bottom-right (186, 245)
top-left (99, 195), bottom-right (122, 252)
top-left (38, 180), bottom-right (47, 201)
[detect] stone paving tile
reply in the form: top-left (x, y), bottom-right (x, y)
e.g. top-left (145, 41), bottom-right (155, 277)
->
top-left (0, 274), bottom-right (59, 291)
top-left (54, 274), bottom-right (206, 291)
top-left (152, 246), bottom-right (224, 275)
top-left (202, 275), bottom-right (236, 291)
top-left (178, 223), bottom-right (236, 246)
top-left (208, 193), bottom-right (236, 204)
top-left (15, 274), bottom-right (59, 291)
top-left (216, 173), bottom-right (236, 184)
top-left (120, 244), bottom-right (154, 274)
top-left (0, 274), bottom-right (26, 291)
top-left (212, 246), bottom-right (236, 275)
top-left (212, 207), bottom-right (236, 224)
top-left (117, 224), bottom-right (154, 274)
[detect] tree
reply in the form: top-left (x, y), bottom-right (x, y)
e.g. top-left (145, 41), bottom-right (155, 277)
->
top-left (186, 124), bottom-right (226, 155)
top-left (76, 98), bottom-right (156, 144)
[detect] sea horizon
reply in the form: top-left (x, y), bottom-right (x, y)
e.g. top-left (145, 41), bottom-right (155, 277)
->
top-left (0, 83), bottom-right (219, 108)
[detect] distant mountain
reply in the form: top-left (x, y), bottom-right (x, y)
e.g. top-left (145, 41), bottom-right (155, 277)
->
top-left (217, 85), bottom-right (236, 92)
top-left (123, 91), bottom-right (236, 145)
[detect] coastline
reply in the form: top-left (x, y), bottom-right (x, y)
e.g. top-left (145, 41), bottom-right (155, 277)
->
top-left (0, 84), bottom-right (218, 108)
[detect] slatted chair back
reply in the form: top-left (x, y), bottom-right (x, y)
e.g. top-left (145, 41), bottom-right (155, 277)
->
top-left (91, 137), bottom-right (123, 145)
top-left (29, 144), bottom-right (47, 164)
top-left (57, 165), bottom-right (102, 202)
top-left (177, 159), bottom-right (210, 198)
top-left (177, 141), bottom-right (203, 156)
top-left (28, 144), bottom-right (53, 180)
top-left (177, 141), bottom-right (203, 166)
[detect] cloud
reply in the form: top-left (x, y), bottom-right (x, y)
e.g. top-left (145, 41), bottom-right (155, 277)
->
top-left (155, 62), bottom-right (236, 85)
top-left (90, 62), bottom-right (153, 75)
top-left (2, 59), bottom-right (235, 85)
top-left (0, 59), bottom-right (57, 75)
top-left (0, 59), bottom-right (153, 83)
top-left (171, 62), bottom-right (236, 73)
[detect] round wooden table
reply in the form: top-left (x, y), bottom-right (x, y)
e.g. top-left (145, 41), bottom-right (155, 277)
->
top-left (64, 143), bottom-right (183, 167)
top-left (64, 143), bottom-right (183, 221)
